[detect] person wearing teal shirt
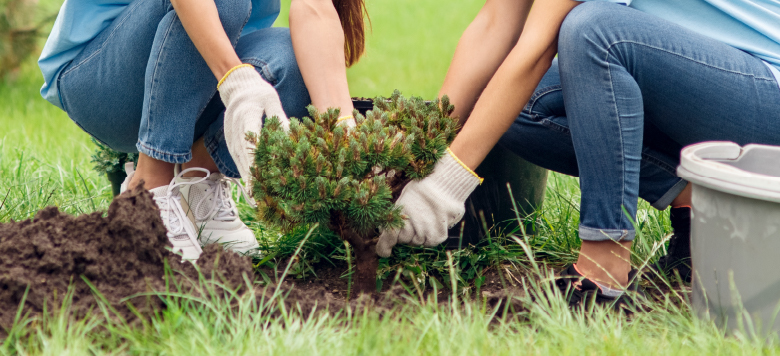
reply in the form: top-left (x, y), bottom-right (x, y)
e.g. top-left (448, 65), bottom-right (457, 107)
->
top-left (39, 0), bottom-right (368, 261)
top-left (376, 0), bottom-right (780, 307)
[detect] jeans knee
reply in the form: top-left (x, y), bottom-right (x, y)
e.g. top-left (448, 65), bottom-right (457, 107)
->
top-left (212, 0), bottom-right (252, 38)
top-left (559, 2), bottom-right (619, 59)
top-left (265, 29), bottom-right (299, 82)
top-left (238, 28), bottom-right (300, 83)
top-left (235, 28), bottom-right (309, 117)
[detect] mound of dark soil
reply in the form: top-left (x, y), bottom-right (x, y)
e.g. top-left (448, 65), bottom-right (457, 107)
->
top-left (0, 185), bottom-right (253, 332)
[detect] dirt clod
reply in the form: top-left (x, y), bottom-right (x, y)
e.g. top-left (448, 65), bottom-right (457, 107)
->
top-left (0, 185), bottom-right (253, 331)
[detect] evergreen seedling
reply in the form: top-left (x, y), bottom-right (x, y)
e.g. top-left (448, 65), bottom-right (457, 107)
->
top-left (90, 138), bottom-right (138, 196)
top-left (252, 91), bottom-right (458, 293)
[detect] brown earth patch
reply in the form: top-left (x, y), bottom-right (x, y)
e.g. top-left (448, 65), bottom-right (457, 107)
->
top-left (2, 183), bottom-right (676, 334)
top-left (256, 260), bottom-right (532, 318)
top-left (0, 185), bottom-right (253, 333)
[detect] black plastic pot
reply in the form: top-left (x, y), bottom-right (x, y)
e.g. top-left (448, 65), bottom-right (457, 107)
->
top-left (352, 99), bottom-right (374, 115)
top-left (446, 146), bottom-right (547, 247)
top-left (107, 170), bottom-right (127, 197)
top-left (351, 98), bottom-right (549, 247)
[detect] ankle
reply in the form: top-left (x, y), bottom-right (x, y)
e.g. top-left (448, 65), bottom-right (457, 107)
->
top-left (131, 153), bottom-right (176, 190)
top-left (128, 173), bottom-right (173, 190)
top-left (577, 240), bottom-right (633, 289)
top-left (185, 137), bottom-right (220, 176)
top-left (180, 163), bottom-right (216, 178)
top-left (575, 261), bottom-right (630, 289)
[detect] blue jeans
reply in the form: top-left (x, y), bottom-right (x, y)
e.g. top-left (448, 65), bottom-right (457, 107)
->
top-left (500, 2), bottom-right (780, 242)
top-left (58, 0), bottom-right (310, 178)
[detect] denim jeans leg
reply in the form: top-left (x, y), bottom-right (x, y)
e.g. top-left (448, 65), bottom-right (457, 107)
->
top-left (58, 0), bottom-right (251, 159)
top-left (137, 0), bottom-right (251, 163)
top-left (58, 0), bottom-right (170, 153)
top-left (499, 59), bottom-right (686, 214)
top-left (201, 27), bottom-right (311, 178)
top-left (558, 2), bottom-right (780, 242)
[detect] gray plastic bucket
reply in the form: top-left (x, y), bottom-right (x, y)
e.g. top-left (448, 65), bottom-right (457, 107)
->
top-left (678, 141), bottom-right (780, 336)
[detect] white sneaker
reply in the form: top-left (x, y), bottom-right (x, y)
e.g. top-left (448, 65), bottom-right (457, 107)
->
top-left (119, 162), bottom-right (135, 194)
top-left (123, 164), bottom-right (207, 262)
top-left (176, 167), bottom-right (260, 256)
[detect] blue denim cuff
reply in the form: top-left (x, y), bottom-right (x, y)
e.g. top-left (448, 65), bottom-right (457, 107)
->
top-left (136, 141), bottom-right (192, 164)
top-left (579, 224), bottom-right (636, 242)
top-left (650, 178), bottom-right (688, 210)
top-left (203, 118), bottom-right (241, 178)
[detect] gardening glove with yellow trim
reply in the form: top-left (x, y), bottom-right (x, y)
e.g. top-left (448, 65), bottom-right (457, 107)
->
top-left (336, 114), bottom-right (356, 129)
top-left (376, 148), bottom-right (482, 257)
top-left (218, 64), bottom-right (290, 184)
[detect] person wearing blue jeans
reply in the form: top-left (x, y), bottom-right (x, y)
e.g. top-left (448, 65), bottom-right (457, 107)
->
top-left (377, 0), bottom-right (780, 306)
top-left (39, 0), bottom-right (368, 261)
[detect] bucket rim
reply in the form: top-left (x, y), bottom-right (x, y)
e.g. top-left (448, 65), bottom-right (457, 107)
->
top-left (677, 141), bottom-right (780, 204)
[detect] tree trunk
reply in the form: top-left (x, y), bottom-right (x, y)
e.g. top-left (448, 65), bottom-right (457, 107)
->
top-left (342, 230), bottom-right (379, 294)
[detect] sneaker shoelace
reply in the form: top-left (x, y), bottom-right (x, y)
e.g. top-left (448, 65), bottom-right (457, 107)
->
top-left (154, 168), bottom-right (211, 251)
top-left (223, 176), bottom-right (256, 207)
top-left (192, 175), bottom-right (255, 222)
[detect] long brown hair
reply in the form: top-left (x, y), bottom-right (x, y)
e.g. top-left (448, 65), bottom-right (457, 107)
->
top-left (332, 0), bottom-right (369, 67)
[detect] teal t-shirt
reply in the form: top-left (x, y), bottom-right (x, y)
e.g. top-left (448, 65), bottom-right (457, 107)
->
top-left (38, 0), bottom-right (280, 110)
top-left (580, 0), bottom-right (780, 86)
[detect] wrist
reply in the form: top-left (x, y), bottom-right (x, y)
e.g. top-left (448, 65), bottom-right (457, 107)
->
top-left (445, 148), bottom-right (482, 184)
top-left (336, 115), bottom-right (353, 124)
top-left (217, 64), bottom-right (255, 89)
top-left (213, 56), bottom-right (243, 81)
top-left (429, 149), bottom-right (483, 202)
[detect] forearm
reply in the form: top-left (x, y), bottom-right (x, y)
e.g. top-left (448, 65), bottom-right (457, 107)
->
top-left (450, 0), bottom-right (580, 169)
top-left (439, 0), bottom-right (532, 123)
top-left (450, 46), bottom-right (556, 168)
top-left (171, 0), bottom-right (242, 80)
top-left (290, 0), bottom-right (354, 115)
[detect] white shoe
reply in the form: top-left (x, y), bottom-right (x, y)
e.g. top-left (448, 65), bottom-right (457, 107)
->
top-left (119, 162), bottom-right (135, 194)
top-left (176, 166), bottom-right (260, 256)
top-left (124, 164), bottom-right (208, 262)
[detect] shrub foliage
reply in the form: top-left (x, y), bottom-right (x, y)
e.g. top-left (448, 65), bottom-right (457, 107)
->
top-left (252, 91), bottom-right (457, 238)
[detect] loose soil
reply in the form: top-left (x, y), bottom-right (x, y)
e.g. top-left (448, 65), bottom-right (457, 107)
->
top-left (0, 184), bottom-right (687, 334)
top-left (0, 184), bottom-right (455, 334)
top-left (0, 185), bottom-right (253, 332)
top-left (259, 260), bottom-right (530, 315)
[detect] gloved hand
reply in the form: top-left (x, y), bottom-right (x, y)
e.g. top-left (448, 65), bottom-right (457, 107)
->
top-left (376, 148), bottom-right (482, 257)
top-left (337, 114), bottom-right (356, 129)
top-left (218, 64), bottom-right (290, 183)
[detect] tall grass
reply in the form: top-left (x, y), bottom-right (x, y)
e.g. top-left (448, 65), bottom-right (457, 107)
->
top-left (0, 58), bottom-right (109, 222)
top-left (2, 0), bottom-right (779, 353)
top-left (2, 241), bottom-right (778, 355)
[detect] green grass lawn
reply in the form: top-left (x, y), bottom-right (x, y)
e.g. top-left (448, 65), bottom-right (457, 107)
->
top-left (1, 0), bottom-right (779, 354)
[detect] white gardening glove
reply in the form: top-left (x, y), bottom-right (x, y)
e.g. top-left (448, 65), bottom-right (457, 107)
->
top-left (218, 64), bottom-right (290, 184)
top-left (376, 148), bottom-right (482, 257)
top-left (337, 114), bottom-right (356, 129)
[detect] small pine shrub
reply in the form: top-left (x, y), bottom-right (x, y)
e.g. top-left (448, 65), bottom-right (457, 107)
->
top-left (90, 138), bottom-right (137, 175)
top-left (252, 90), bottom-right (458, 293)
